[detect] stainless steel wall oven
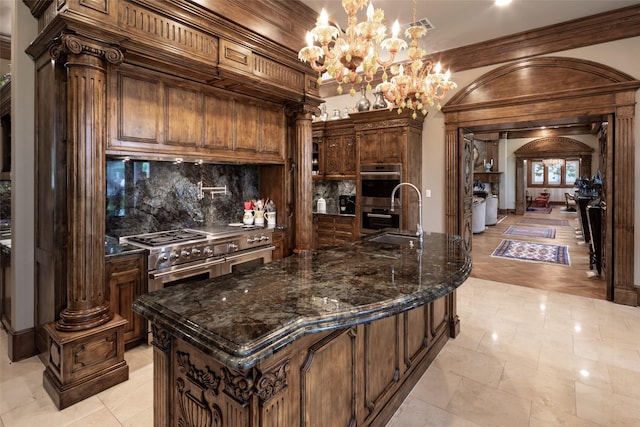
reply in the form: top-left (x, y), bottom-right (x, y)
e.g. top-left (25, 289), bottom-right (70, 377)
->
top-left (360, 164), bottom-right (402, 233)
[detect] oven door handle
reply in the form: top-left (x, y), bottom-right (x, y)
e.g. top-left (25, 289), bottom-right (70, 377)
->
top-left (361, 172), bottom-right (401, 178)
top-left (224, 246), bottom-right (275, 262)
top-left (149, 257), bottom-right (227, 279)
top-left (366, 213), bottom-right (392, 219)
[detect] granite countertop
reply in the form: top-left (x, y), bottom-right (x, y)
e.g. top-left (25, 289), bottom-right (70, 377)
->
top-left (133, 232), bottom-right (471, 370)
top-left (105, 236), bottom-right (146, 257)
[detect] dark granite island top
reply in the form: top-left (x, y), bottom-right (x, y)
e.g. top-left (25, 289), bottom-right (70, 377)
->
top-left (133, 232), bottom-right (471, 370)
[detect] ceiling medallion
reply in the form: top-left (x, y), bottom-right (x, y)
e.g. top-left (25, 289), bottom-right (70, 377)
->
top-left (298, 0), bottom-right (457, 118)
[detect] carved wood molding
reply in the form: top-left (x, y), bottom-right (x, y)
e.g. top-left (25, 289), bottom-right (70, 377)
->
top-left (513, 137), bottom-right (594, 158)
top-left (445, 57), bottom-right (638, 111)
top-left (151, 324), bottom-right (172, 352)
top-left (221, 359), bottom-right (291, 405)
top-left (176, 351), bottom-right (221, 394)
top-left (49, 33), bottom-right (124, 65)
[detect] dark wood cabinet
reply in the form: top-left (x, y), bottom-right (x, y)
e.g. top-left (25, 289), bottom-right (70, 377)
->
top-left (312, 119), bottom-right (356, 179)
top-left (358, 127), bottom-right (403, 164)
top-left (107, 67), bottom-right (287, 164)
top-left (106, 251), bottom-right (147, 349)
top-left (314, 214), bottom-right (356, 248)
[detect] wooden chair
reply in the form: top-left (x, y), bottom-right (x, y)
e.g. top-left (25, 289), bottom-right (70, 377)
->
top-left (565, 192), bottom-right (577, 211)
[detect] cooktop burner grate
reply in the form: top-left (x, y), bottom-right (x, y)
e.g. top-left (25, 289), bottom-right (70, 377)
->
top-left (125, 230), bottom-right (209, 247)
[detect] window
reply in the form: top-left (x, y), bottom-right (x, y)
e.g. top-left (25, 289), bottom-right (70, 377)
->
top-left (529, 158), bottom-right (580, 187)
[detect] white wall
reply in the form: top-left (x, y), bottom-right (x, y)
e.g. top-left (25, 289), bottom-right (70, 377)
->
top-left (322, 36), bottom-right (640, 286)
top-left (10, 2), bottom-right (36, 331)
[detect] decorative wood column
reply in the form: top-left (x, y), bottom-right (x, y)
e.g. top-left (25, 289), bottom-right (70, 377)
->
top-left (293, 105), bottom-right (315, 254)
top-left (612, 97), bottom-right (636, 306)
top-left (43, 34), bottom-right (129, 409)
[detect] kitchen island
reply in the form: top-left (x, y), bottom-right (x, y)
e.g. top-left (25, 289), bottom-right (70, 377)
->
top-left (133, 232), bottom-right (471, 427)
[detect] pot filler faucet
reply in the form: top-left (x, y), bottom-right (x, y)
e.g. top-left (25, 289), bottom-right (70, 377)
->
top-left (390, 182), bottom-right (423, 243)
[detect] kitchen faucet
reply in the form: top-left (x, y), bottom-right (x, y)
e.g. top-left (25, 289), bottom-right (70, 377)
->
top-left (390, 182), bottom-right (423, 243)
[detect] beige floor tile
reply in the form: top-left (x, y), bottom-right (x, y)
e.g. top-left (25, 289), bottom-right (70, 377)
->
top-left (97, 363), bottom-right (154, 422)
top-left (407, 365), bottom-right (462, 409)
top-left (446, 377), bottom-right (532, 427)
top-left (0, 367), bottom-right (48, 414)
top-left (499, 360), bottom-right (576, 413)
top-left (539, 346), bottom-right (612, 391)
top-left (66, 407), bottom-right (122, 427)
top-left (529, 402), bottom-right (603, 427)
top-left (476, 327), bottom-right (542, 369)
top-left (575, 382), bottom-right (640, 426)
top-left (0, 394), bottom-right (105, 427)
top-left (387, 396), bottom-right (482, 427)
top-left (607, 365), bottom-right (640, 401)
top-left (433, 343), bottom-right (506, 388)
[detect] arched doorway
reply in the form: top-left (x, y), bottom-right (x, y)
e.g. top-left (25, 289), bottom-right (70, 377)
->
top-left (442, 57), bottom-right (640, 306)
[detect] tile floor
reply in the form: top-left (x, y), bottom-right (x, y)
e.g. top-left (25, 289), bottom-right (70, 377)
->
top-left (2, 278), bottom-right (640, 426)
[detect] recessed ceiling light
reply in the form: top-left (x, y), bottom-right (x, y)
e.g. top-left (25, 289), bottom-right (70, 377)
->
top-left (496, 0), bottom-right (512, 6)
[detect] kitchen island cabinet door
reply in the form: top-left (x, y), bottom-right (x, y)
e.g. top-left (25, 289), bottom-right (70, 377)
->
top-left (106, 252), bottom-right (147, 349)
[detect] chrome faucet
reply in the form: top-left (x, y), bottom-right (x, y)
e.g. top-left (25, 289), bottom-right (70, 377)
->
top-left (390, 182), bottom-right (423, 243)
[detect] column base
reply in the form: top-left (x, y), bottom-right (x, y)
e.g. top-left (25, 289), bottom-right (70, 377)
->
top-left (43, 315), bottom-right (129, 409)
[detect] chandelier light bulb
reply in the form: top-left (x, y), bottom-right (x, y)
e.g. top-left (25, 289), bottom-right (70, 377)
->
top-left (298, 0), bottom-right (457, 116)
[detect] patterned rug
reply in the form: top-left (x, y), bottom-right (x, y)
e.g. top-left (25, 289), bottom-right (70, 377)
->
top-left (526, 206), bottom-right (552, 214)
top-left (504, 225), bottom-right (556, 239)
top-left (519, 218), bottom-right (571, 227)
top-left (492, 239), bottom-right (570, 266)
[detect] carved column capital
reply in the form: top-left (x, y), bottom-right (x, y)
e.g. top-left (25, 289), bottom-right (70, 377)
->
top-left (151, 325), bottom-right (173, 352)
top-left (49, 33), bottom-right (124, 65)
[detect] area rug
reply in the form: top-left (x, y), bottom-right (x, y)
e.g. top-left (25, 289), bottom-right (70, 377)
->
top-left (504, 225), bottom-right (556, 239)
top-left (492, 239), bottom-right (570, 266)
top-left (526, 206), bottom-right (552, 214)
top-left (519, 218), bottom-right (570, 227)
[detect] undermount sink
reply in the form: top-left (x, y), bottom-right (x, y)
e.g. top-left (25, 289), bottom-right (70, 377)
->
top-left (366, 233), bottom-right (419, 246)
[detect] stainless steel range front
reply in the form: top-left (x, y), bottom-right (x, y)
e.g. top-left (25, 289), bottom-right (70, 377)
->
top-left (122, 226), bottom-right (275, 293)
top-left (122, 226), bottom-right (275, 343)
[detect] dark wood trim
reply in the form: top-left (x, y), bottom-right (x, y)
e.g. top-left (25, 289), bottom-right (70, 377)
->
top-left (1, 319), bottom-right (38, 362)
top-left (319, 4), bottom-right (640, 98)
top-left (444, 56), bottom-right (640, 306)
top-left (0, 34), bottom-right (10, 61)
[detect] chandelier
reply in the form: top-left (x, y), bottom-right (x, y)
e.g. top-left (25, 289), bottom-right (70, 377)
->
top-left (298, 0), bottom-right (457, 119)
top-left (298, 0), bottom-right (405, 96)
top-left (542, 158), bottom-right (565, 168)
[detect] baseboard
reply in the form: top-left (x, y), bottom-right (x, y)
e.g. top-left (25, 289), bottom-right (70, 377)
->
top-left (1, 317), bottom-right (38, 361)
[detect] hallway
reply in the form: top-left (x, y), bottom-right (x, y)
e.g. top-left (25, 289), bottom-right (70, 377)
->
top-left (469, 206), bottom-right (606, 300)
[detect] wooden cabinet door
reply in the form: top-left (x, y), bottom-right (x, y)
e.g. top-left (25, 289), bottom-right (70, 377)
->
top-left (324, 135), bottom-right (343, 176)
top-left (359, 127), bottom-right (402, 164)
top-left (106, 253), bottom-right (147, 349)
top-left (359, 129), bottom-right (380, 164)
top-left (343, 136), bottom-right (356, 175)
top-left (260, 107), bottom-right (285, 156)
top-left (379, 127), bottom-right (403, 163)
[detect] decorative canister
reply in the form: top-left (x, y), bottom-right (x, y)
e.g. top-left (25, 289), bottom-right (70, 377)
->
top-left (254, 210), bottom-right (265, 226)
top-left (265, 211), bottom-right (276, 228)
top-left (317, 197), bottom-right (326, 213)
top-left (372, 92), bottom-right (387, 109)
top-left (242, 210), bottom-right (255, 225)
top-left (355, 85), bottom-right (371, 112)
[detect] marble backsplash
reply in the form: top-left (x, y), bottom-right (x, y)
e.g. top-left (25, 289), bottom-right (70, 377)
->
top-left (312, 180), bottom-right (356, 214)
top-left (106, 159), bottom-right (259, 237)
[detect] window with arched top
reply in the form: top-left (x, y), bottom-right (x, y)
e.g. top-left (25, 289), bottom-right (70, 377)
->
top-left (530, 157), bottom-right (581, 187)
